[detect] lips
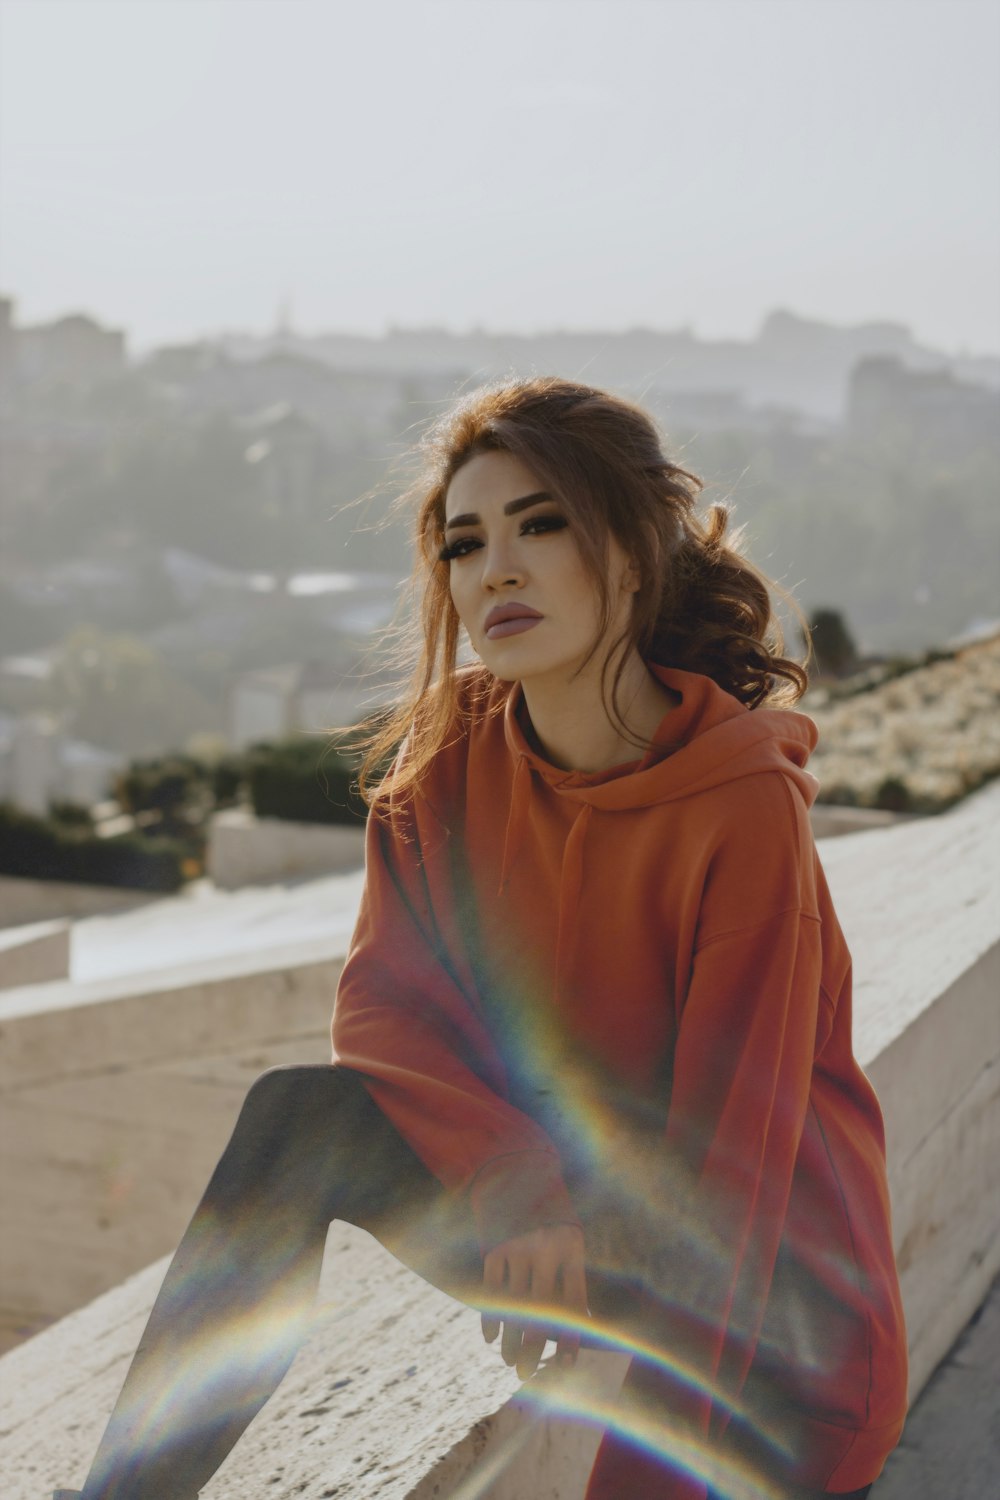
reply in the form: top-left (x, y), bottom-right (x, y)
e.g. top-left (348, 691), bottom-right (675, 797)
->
top-left (484, 604), bottom-right (543, 641)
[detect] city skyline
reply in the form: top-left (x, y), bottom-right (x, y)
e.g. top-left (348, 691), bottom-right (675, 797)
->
top-left (1, 0), bottom-right (998, 358)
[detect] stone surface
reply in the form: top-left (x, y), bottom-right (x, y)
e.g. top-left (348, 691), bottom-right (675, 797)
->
top-left (207, 807), bottom-right (367, 889)
top-left (820, 778), bottom-right (1000, 1071)
top-left (0, 874), bottom-right (155, 928)
top-left (808, 804), bottom-right (911, 838)
top-left (822, 779), bottom-right (1000, 1394)
top-left (0, 958), bottom-right (343, 1346)
top-left (0, 1221), bottom-right (625, 1500)
top-left (871, 1274), bottom-right (1000, 1500)
top-left (69, 864), bottom-right (367, 986)
top-left (0, 918), bottom-right (69, 989)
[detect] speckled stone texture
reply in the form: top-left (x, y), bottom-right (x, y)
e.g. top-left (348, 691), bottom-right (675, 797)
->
top-left (0, 1220), bottom-right (626, 1500)
top-left (2, 1223), bottom-right (503, 1498)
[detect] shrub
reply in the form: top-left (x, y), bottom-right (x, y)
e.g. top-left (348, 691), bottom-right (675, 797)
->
top-left (0, 802), bottom-right (186, 891)
top-left (210, 753), bottom-right (246, 808)
top-left (808, 608), bottom-right (860, 679)
top-left (873, 776), bottom-right (914, 814)
top-left (247, 736), bottom-right (366, 825)
top-left (47, 799), bottom-right (95, 829)
top-left (116, 756), bottom-right (203, 820)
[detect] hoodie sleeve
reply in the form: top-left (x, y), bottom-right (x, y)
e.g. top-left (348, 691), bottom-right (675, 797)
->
top-left (616, 774), bottom-right (825, 1489)
top-left (331, 793), bottom-right (581, 1254)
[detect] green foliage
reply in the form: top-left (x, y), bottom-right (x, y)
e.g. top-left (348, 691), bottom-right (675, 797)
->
top-left (116, 756), bottom-right (203, 820)
top-left (873, 776), bottom-right (914, 814)
top-left (0, 802), bottom-right (186, 892)
top-left (51, 625), bottom-right (223, 757)
top-left (807, 608), bottom-right (860, 678)
top-left (47, 800), bottom-right (95, 830)
top-left (210, 753), bottom-right (246, 808)
top-left (247, 736), bottom-right (367, 825)
top-left (110, 736), bottom-right (368, 831)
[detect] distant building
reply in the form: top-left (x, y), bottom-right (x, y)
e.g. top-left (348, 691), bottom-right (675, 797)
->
top-left (0, 296), bottom-right (14, 393)
top-left (0, 711), bottom-right (123, 814)
top-left (645, 386), bottom-right (832, 437)
top-left (848, 356), bottom-right (999, 453)
top-left (0, 652), bottom-right (58, 715)
top-left (0, 297), bottom-right (126, 391)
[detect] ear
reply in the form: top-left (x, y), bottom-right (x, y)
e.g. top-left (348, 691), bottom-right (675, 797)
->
top-left (623, 556), bottom-right (642, 594)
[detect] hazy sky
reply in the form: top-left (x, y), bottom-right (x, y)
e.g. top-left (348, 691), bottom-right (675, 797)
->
top-left (1, 0), bottom-right (997, 357)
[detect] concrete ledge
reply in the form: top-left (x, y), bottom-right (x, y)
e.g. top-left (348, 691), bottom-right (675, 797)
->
top-left (0, 938), bottom-right (346, 1346)
top-left (0, 874), bottom-right (158, 928)
top-left (821, 779), bottom-right (1000, 1397)
top-left (0, 919), bottom-right (70, 990)
top-left (207, 807), bottom-right (367, 888)
top-left (808, 803), bottom-right (913, 838)
top-left (0, 1223), bottom-right (632, 1500)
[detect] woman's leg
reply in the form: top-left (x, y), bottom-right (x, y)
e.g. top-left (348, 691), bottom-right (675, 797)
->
top-left (76, 1064), bottom-right (478, 1500)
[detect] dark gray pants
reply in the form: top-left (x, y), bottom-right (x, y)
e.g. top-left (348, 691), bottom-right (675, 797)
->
top-left (78, 1064), bottom-right (481, 1500)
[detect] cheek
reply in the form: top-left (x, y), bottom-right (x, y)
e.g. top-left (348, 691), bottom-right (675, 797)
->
top-left (447, 568), bottom-right (471, 628)
top-left (562, 554), bottom-right (604, 623)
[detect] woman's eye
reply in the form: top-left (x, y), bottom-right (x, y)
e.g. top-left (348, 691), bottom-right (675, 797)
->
top-left (438, 536), bottom-right (481, 563)
top-left (521, 514), bottom-right (568, 536)
top-left (437, 515), bottom-right (567, 563)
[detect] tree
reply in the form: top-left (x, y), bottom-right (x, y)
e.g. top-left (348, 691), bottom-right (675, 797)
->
top-left (51, 625), bottom-right (223, 755)
top-left (806, 608), bottom-right (860, 678)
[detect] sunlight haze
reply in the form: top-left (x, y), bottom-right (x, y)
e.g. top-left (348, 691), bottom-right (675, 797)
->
top-left (0, 0), bottom-right (997, 355)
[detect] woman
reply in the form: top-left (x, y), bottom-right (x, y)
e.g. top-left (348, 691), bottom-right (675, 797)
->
top-left (60, 377), bottom-right (907, 1500)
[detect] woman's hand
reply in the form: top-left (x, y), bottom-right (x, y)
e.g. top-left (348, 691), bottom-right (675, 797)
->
top-left (480, 1224), bottom-right (589, 1380)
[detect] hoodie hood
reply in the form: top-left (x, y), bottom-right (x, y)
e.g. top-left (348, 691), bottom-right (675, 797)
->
top-left (494, 664), bottom-right (819, 912)
top-left (502, 663), bottom-right (820, 811)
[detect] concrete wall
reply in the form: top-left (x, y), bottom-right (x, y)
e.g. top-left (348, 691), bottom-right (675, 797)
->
top-left (0, 937), bottom-right (344, 1350)
top-left (808, 803), bottom-right (911, 838)
top-left (1, 781), bottom-right (998, 1497)
top-left (0, 874), bottom-right (157, 929)
top-left (0, 919), bottom-right (69, 990)
top-left (206, 807), bottom-right (366, 888)
top-left (819, 782), bottom-right (1000, 1398)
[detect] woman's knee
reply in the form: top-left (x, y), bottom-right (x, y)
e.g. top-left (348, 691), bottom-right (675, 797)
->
top-left (218, 1065), bottom-right (370, 1188)
top-left (239, 1063), bottom-right (368, 1130)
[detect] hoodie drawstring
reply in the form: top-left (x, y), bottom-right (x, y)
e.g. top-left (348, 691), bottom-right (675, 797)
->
top-left (553, 800), bottom-right (592, 1005)
top-left (497, 761), bottom-right (594, 1007)
top-left (498, 753), bottom-right (532, 896)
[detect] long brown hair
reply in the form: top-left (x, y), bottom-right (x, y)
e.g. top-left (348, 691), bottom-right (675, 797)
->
top-left (356, 376), bottom-right (808, 810)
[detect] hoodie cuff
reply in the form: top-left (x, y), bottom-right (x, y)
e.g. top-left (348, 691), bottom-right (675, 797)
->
top-left (468, 1148), bottom-right (582, 1255)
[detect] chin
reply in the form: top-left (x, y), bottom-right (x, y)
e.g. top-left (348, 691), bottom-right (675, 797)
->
top-left (476, 653), bottom-right (524, 684)
top-left (474, 631), bottom-right (580, 688)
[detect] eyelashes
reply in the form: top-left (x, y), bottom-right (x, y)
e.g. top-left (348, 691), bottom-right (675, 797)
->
top-left (437, 536), bottom-right (479, 563)
top-left (438, 514), bottom-right (568, 564)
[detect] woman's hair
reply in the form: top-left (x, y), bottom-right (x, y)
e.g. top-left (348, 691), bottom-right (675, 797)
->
top-left (356, 375), bottom-right (808, 809)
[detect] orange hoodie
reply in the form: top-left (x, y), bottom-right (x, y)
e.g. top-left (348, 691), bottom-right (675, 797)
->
top-left (331, 663), bottom-right (908, 1493)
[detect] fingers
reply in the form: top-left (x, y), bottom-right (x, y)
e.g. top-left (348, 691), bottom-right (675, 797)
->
top-left (517, 1258), bottom-right (554, 1380)
top-left (481, 1247), bottom-right (504, 1344)
top-left (501, 1254), bottom-right (531, 1370)
top-left (554, 1260), bottom-right (589, 1365)
top-left (480, 1227), bottom-right (590, 1378)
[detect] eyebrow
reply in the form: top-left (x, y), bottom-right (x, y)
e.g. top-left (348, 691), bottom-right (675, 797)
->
top-left (444, 491), bottom-right (554, 530)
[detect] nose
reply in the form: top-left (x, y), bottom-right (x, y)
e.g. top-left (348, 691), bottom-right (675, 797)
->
top-left (479, 536), bottom-right (525, 591)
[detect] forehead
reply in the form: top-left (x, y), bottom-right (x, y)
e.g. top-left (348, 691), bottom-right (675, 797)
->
top-left (444, 450), bottom-right (545, 518)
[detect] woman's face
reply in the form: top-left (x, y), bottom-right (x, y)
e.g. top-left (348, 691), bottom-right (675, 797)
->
top-left (442, 449), bottom-right (637, 688)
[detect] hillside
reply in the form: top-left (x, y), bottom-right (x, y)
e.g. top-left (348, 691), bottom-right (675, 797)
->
top-left (804, 633), bottom-right (1000, 813)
